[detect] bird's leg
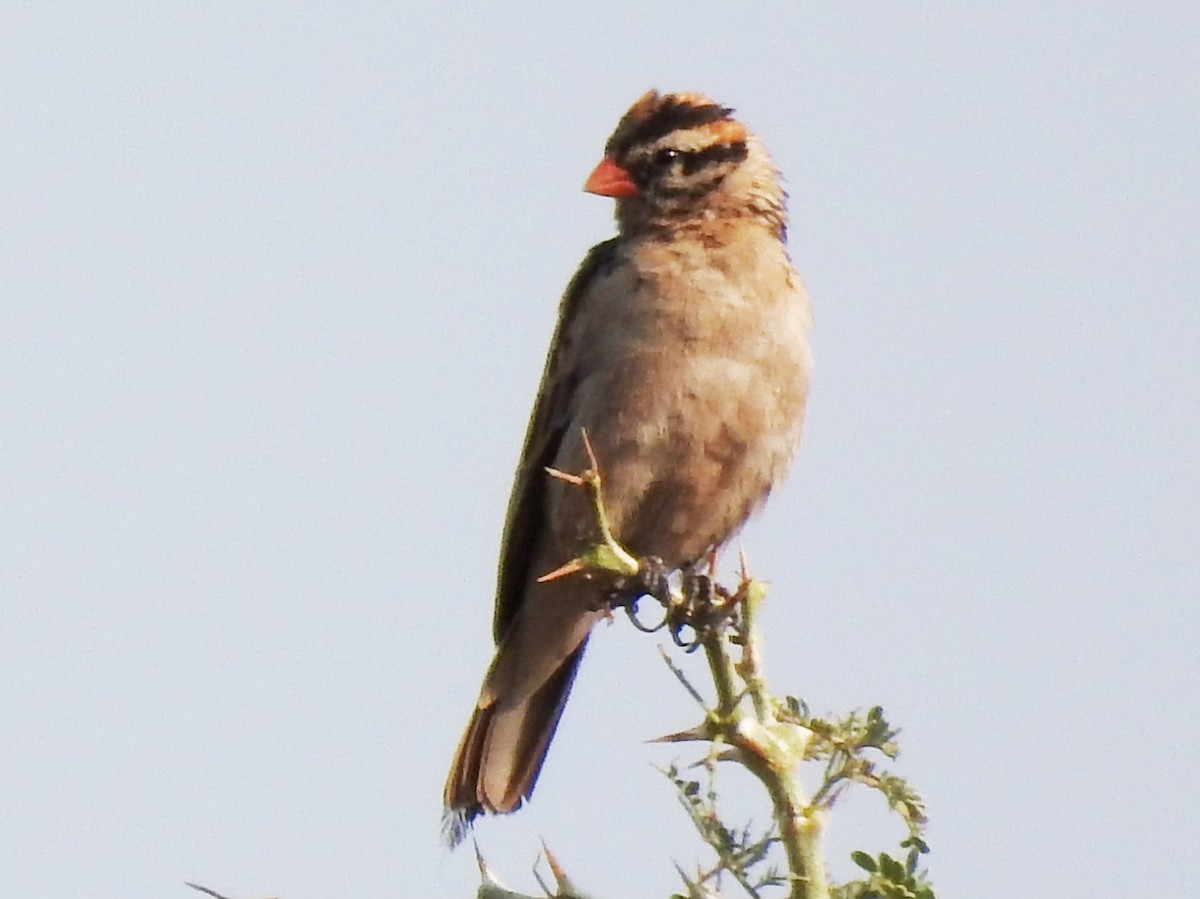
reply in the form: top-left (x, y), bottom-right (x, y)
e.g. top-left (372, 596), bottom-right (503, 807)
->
top-left (662, 563), bottom-right (706, 650)
top-left (631, 555), bottom-right (674, 606)
top-left (681, 563), bottom-right (713, 610)
top-left (666, 564), bottom-right (743, 651)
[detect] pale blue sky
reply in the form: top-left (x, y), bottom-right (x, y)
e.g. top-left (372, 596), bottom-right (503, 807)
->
top-left (3, 4), bottom-right (1197, 898)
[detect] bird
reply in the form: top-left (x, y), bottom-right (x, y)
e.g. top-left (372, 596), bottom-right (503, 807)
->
top-left (442, 89), bottom-right (812, 843)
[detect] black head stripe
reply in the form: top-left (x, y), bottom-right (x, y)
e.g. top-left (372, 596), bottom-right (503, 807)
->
top-left (624, 99), bottom-right (734, 150)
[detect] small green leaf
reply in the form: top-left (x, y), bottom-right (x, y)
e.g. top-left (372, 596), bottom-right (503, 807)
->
top-left (850, 851), bottom-right (877, 872)
top-left (879, 852), bottom-right (905, 882)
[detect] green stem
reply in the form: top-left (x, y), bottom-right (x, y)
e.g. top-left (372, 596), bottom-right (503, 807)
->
top-left (700, 600), bottom-right (830, 899)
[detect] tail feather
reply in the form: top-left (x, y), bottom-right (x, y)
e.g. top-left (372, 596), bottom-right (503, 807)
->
top-left (442, 641), bottom-right (588, 846)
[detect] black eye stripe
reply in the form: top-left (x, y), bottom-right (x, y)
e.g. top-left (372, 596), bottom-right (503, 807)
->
top-left (631, 141), bottom-right (749, 189)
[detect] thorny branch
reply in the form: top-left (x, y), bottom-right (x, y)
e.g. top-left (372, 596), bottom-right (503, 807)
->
top-left (538, 437), bottom-right (830, 899)
top-left (524, 439), bottom-right (932, 899)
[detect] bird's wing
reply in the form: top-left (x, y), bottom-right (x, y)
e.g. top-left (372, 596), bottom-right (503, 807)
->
top-left (492, 238), bottom-right (620, 643)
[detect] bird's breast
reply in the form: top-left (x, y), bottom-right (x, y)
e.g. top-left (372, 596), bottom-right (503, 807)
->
top-left (550, 235), bottom-right (810, 566)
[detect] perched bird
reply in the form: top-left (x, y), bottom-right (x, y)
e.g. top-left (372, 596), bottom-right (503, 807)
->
top-left (443, 90), bottom-right (812, 842)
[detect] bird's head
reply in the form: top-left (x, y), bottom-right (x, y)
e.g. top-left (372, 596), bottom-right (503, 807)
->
top-left (584, 90), bottom-right (787, 239)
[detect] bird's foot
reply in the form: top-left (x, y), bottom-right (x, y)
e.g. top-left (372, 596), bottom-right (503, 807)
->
top-left (601, 555), bottom-right (672, 632)
top-left (598, 556), bottom-right (740, 648)
top-left (667, 566), bottom-right (741, 651)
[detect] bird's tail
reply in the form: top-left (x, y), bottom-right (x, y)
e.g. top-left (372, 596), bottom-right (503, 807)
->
top-left (442, 641), bottom-right (588, 847)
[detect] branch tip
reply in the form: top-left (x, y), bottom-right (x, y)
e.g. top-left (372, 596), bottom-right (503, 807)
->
top-left (536, 559), bottom-right (586, 583)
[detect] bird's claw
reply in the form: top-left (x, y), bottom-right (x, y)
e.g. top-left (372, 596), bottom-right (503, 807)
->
top-left (599, 556), bottom-right (740, 650)
top-left (624, 599), bottom-right (669, 633)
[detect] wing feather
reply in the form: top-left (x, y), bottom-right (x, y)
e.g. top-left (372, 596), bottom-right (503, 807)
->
top-left (492, 239), bottom-right (619, 642)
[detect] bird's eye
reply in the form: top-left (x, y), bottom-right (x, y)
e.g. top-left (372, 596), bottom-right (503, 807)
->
top-left (653, 148), bottom-right (680, 167)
